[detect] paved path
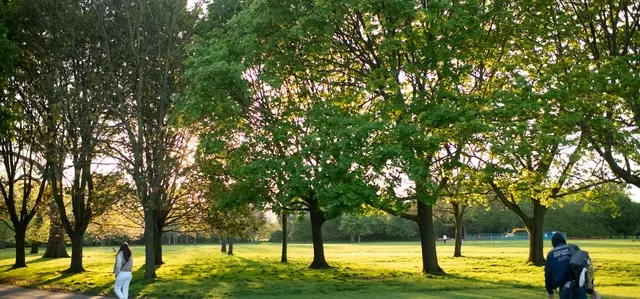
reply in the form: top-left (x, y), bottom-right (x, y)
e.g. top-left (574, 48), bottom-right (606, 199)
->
top-left (0, 285), bottom-right (112, 299)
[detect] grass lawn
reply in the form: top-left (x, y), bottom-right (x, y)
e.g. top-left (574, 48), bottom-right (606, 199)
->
top-left (0, 240), bottom-right (638, 298)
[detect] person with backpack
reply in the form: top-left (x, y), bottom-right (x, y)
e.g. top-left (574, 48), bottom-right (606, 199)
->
top-left (544, 233), bottom-right (588, 299)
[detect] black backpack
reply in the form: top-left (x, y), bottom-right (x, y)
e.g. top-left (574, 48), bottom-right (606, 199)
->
top-left (569, 247), bottom-right (595, 294)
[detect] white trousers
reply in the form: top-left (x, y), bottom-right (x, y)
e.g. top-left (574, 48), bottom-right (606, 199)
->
top-left (114, 271), bottom-right (132, 299)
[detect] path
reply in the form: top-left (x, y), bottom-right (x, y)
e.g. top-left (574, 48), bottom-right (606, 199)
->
top-left (0, 285), bottom-right (112, 299)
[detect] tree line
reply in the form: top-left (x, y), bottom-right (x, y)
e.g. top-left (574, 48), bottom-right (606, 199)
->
top-left (179, 0), bottom-right (640, 274)
top-left (276, 194), bottom-right (640, 245)
top-left (1, 0), bottom-right (639, 280)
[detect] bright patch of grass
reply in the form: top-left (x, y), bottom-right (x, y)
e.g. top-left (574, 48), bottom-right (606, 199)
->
top-left (0, 240), bottom-right (638, 298)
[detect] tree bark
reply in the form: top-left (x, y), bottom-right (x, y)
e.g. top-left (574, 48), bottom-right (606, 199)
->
top-left (308, 202), bottom-right (330, 269)
top-left (453, 202), bottom-right (464, 257)
top-left (358, 234), bottom-right (361, 243)
top-left (417, 201), bottom-right (443, 274)
top-left (281, 212), bottom-right (287, 263)
top-left (143, 208), bottom-right (157, 280)
top-left (227, 237), bottom-right (233, 255)
top-left (66, 233), bottom-right (85, 273)
top-left (350, 235), bottom-right (355, 243)
top-left (220, 237), bottom-right (227, 252)
top-left (153, 225), bottom-right (164, 265)
top-left (13, 230), bottom-right (27, 268)
top-left (526, 202), bottom-right (548, 266)
top-left (490, 181), bottom-right (548, 266)
top-left (30, 242), bottom-right (39, 254)
top-left (43, 201), bottom-right (69, 258)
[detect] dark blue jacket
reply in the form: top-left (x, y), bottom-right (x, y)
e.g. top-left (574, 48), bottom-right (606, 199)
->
top-left (544, 243), bottom-right (580, 294)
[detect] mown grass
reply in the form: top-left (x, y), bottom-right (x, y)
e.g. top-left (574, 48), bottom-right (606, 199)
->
top-left (0, 240), bottom-right (638, 298)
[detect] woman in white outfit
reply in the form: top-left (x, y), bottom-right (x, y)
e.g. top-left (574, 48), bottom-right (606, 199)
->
top-left (113, 242), bottom-right (133, 299)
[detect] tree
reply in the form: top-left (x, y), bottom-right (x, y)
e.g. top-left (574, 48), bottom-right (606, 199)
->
top-left (277, 211), bottom-right (293, 263)
top-left (0, 0), bottom-right (47, 269)
top-left (435, 154), bottom-right (488, 257)
top-left (555, 0), bottom-right (640, 192)
top-left (0, 100), bottom-right (48, 268)
top-left (592, 186), bottom-right (640, 238)
top-left (384, 216), bottom-right (419, 241)
top-left (471, 0), bottom-right (619, 265)
top-left (99, 0), bottom-right (198, 280)
top-left (0, 0), bottom-right (17, 91)
top-left (26, 208), bottom-right (48, 254)
top-left (339, 212), bottom-right (386, 243)
top-left (182, 0), bottom-right (378, 269)
top-left (190, 182), bottom-right (266, 256)
top-left (272, 0), bottom-right (496, 275)
top-left (85, 174), bottom-right (144, 245)
top-left (42, 200), bottom-right (69, 258)
top-left (6, 0), bottom-right (121, 273)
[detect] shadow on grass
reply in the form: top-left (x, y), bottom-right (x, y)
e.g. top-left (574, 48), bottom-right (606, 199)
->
top-left (126, 263), bottom-right (170, 298)
top-left (139, 255), bottom-right (632, 299)
top-left (26, 257), bottom-right (60, 265)
top-left (158, 256), bottom-right (519, 299)
top-left (36, 271), bottom-right (81, 286)
top-left (2, 247), bottom-right (634, 299)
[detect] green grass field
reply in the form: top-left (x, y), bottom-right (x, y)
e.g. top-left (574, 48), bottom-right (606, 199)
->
top-left (0, 240), bottom-right (638, 298)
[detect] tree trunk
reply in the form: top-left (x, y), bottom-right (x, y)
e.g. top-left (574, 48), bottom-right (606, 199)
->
top-left (66, 233), bottom-right (85, 273)
top-left (13, 230), bottom-right (27, 268)
top-left (454, 217), bottom-right (463, 257)
top-left (143, 208), bottom-right (157, 280)
top-left (358, 234), bottom-right (361, 243)
top-left (220, 237), bottom-right (227, 252)
top-left (30, 242), bottom-right (39, 254)
top-left (417, 201), bottom-right (443, 274)
top-left (44, 228), bottom-right (70, 259)
top-left (350, 234), bottom-right (355, 243)
top-left (453, 203), bottom-right (463, 257)
top-left (526, 203), bottom-right (548, 266)
top-left (43, 201), bottom-right (69, 258)
top-left (227, 237), bottom-right (233, 255)
top-left (281, 212), bottom-right (288, 263)
top-left (153, 226), bottom-right (164, 265)
top-left (308, 204), bottom-right (330, 269)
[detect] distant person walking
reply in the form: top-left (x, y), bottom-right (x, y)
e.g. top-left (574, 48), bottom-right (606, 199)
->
top-left (113, 242), bottom-right (133, 299)
top-left (442, 235), bottom-right (448, 244)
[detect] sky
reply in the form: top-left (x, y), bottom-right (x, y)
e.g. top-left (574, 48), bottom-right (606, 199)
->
top-left (630, 185), bottom-right (640, 203)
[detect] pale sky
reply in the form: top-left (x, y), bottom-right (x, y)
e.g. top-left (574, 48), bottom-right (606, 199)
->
top-left (629, 185), bottom-right (640, 203)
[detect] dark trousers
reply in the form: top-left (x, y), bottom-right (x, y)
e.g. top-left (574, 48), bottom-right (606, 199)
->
top-left (560, 286), bottom-right (587, 299)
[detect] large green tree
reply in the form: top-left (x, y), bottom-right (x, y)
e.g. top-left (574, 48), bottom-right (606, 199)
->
top-left (182, 0), bottom-right (380, 269)
top-left (182, 0), bottom-right (511, 275)
top-left (474, 0), bottom-right (624, 266)
top-left (295, 0), bottom-right (495, 274)
top-left (552, 1), bottom-right (640, 191)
